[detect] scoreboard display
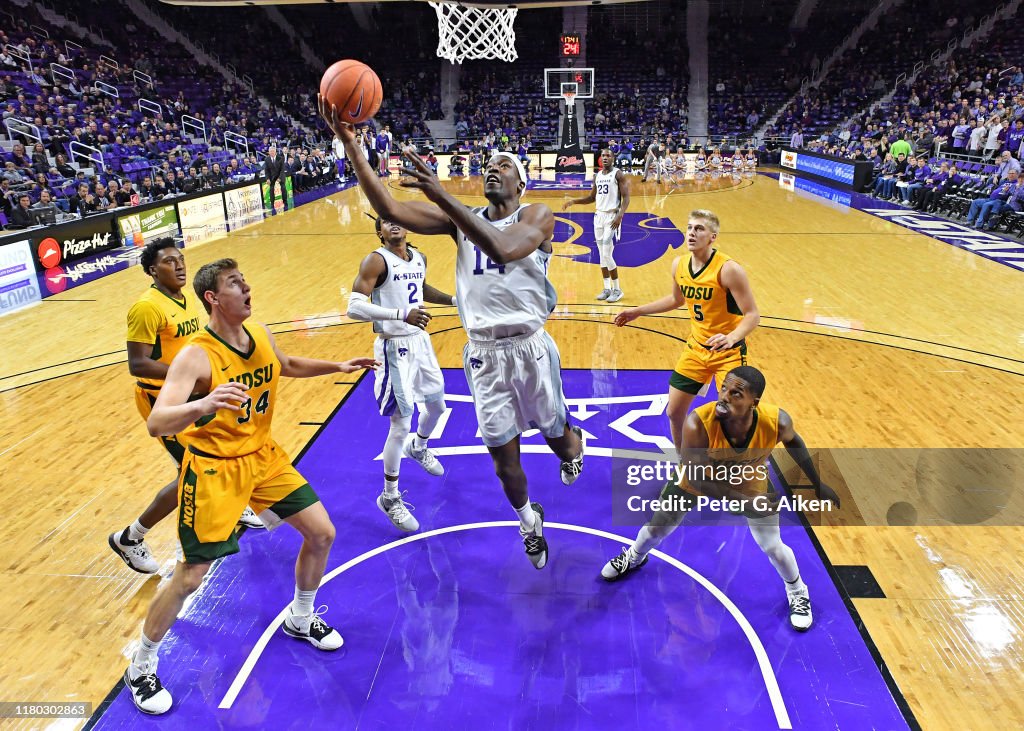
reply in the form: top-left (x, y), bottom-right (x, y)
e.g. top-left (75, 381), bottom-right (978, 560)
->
top-left (560, 34), bottom-right (581, 57)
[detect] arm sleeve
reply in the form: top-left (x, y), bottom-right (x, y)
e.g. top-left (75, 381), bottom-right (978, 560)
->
top-left (347, 292), bottom-right (407, 322)
top-left (126, 300), bottom-right (164, 344)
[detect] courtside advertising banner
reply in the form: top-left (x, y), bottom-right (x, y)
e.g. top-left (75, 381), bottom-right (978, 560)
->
top-left (261, 176), bottom-right (294, 213)
top-left (30, 214), bottom-right (119, 272)
top-left (225, 184), bottom-right (264, 230)
top-left (116, 205), bottom-right (179, 247)
top-left (178, 193), bottom-right (227, 246)
top-left (0, 239), bottom-right (41, 316)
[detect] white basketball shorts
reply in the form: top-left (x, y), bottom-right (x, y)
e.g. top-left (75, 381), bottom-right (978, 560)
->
top-left (374, 331), bottom-right (445, 417)
top-left (594, 210), bottom-right (621, 244)
top-left (462, 328), bottom-right (569, 448)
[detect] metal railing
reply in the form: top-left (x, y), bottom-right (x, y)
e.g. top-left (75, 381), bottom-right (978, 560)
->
top-left (138, 98), bottom-right (163, 119)
top-left (133, 69), bottom-right (154, 89)
top-left (94, 80), bottom-right (119, 99)
top-left (224, 130), bottom-right (249, 157)
top-left (99, 54), bottom-right (119, 72)
top-left (30, 24), bottom-right (50, 39)
top-left (3, 118), bottom-right (42, 145)
top-left (182, 115), bottom-right (207, 145)
top-left (49, 63), bottom-right (76, 87)
top-left (242, 74), bottom-right (254, 96)
top-left (69, 141), bottom-right (106, 172)
top-left (64, 40), bottom-right (83, 56)
top-left (7, 45), bottom-right (32, 73)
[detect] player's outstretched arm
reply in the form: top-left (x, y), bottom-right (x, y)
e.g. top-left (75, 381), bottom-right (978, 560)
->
top-left (318, 95), bottom-right (455, 237)
top-left (148, 346), bottom-right (242, 436)
top-left (778, 409), bottom-right (840, 506)
top-left (706, 260), bottom-right (760, 351)
top-left (401, 151), bottom-right (553, 264)
top-left (264, 325), bottom-right (379, 378)
top-left (613, 256), bottom-right (685, 326)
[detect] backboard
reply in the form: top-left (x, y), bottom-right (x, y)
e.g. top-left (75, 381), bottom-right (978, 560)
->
top-left (544, 68), bottom-right (594, 99)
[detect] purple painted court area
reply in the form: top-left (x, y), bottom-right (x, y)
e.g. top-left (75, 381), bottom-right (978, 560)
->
top-left (554, 211), bottom-right (685, 268)
top-left (95, 369), bottom-right (909, 730)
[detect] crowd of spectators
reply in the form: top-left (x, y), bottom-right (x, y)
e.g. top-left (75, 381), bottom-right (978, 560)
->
top-left (0, 1), bottom-right (357, 230)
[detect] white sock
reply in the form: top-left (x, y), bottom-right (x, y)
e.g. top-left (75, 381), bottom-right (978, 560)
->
top-left (413, 432), bottom-right (428, 451)
top-left (786, 575), bottom-right (807, 595)
top-left (632, 525), bottom-right (663, 557)
top-left (131, 631), bottom-right (162, 674)
top-left (127, 520), bottom-right (149, 543)
top-left (603, 277), bottom-right (611, 289)
top-left (611, 278), bottom-right (621, 292)
top-left (291, 588), bottom-right (317, 627)
top-left (383, 477), bottom-right (399, 499)
top-left (514, 501), bottom-right (536, 532)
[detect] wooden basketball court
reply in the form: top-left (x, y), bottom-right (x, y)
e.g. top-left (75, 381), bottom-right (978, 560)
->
top-left (1, 169), bottom-right (1021, 729)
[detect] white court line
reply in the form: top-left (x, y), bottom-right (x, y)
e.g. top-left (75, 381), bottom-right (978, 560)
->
top-left (218, 521), bottom-right (792, 729)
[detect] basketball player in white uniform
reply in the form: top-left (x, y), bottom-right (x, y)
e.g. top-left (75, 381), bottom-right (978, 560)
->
top-left (563, 148), bottom-right (631, 302)
top-left (347, 216), bottom-right (455, 533)
top-left (322, 96), bottom-right (585, 570)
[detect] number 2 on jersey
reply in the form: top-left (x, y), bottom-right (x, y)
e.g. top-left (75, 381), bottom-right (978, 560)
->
top-left (473, 246), bottom-right (506, 275)
top-left (407, 282), bottom-right (419, 304)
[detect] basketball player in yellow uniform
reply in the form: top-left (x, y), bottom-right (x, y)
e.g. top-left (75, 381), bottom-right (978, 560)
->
top-left (123, 258), bottom-right (377, 715)
top-left (601, 366), bottom-right (841, 630)
top-left (109, 238), bottom-right (262, 575)
top-left (615, 209), bottom-right (759, 455)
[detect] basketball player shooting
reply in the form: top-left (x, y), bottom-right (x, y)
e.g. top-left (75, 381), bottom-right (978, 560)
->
top-left (320, 96), bottom-right (585, 571)
top-left (562, 147), bottom-right (631, 302)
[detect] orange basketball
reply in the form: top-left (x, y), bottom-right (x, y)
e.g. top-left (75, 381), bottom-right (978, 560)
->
top-left (320, 59), bottom-right (382, 125)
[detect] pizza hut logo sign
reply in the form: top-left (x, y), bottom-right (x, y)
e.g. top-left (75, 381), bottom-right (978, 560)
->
top-left (558, 155), bottom-right (584, 167)
top-left (62, 232), bottom-right (113, 258)
top-left (37, 237), bottom-right (61, 268)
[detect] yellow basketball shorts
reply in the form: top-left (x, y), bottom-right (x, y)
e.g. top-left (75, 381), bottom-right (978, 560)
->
top-left (670, 340), bottom-right (748, 395)
top-left (134, 384), bottom-right (186, 466)
top-left (177, 440), bottom-right (319, 563)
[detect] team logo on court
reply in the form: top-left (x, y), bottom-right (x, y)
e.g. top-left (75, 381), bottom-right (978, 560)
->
top-left (554, 212), bottom-right (685, 268)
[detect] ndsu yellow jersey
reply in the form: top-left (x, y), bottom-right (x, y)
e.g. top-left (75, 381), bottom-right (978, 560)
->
top-left (682, 401), bottom-right (780, 496)
top-left (675, 250), bottom-right (744, 347)
top-left (181, 325), bottom-right (280, 458)
top-left (126, 285), bottom-right (205, 389)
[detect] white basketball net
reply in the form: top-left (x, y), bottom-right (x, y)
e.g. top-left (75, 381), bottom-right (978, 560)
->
top-left (428, 2), bottom-right (519, 63)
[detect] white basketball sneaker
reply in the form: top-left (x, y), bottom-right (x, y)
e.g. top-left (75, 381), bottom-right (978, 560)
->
top-left (596, 288), bottom-right (612, 301)
top-left (108, 529), bottom-right (159, 574)
top-left (788, 588), bottom-right (813, 631)
top-left (606, 289), bottom-right (624, 303)
top-left (282, 607), bottom-right (344, 651)
top-left (237, 506), bottom-right (265, 529)
top-left (377, 491), bottom-right (420, 532)
top-left (124, 656), bottom-right (173, 715)
top-left (403, 436), bottom-right (444, 476)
